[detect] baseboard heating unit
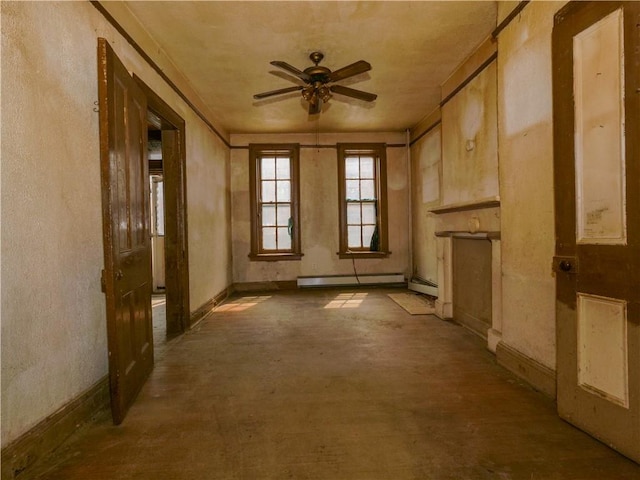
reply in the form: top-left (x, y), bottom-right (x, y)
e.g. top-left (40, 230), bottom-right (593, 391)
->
top-left (297, 273), bottom-right (406, 288)
top-left (408, 277), bottom-right (438, 297)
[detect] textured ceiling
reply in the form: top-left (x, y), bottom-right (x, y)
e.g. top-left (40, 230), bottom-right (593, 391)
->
top-left (113, 1), bottom-right (497, 134)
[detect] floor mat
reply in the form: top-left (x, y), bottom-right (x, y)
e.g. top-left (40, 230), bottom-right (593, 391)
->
top-left (387, 292), bottom-right (435, 315)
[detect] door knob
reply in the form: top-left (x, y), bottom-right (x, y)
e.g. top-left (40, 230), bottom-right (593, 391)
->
top-left (559, 260), bottom-right (572, 272)
top-left (115, 270), bottom-right (124, 280)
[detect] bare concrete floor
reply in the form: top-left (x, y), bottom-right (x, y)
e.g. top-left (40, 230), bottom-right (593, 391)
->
top-left (31, 288), bottom-right (640, 479)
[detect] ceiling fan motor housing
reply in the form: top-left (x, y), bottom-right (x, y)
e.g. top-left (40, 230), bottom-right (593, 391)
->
top-left (253, 50), bottom-right (376, 111)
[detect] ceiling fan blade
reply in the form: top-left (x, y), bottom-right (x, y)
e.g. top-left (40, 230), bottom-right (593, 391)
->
top-left (270, 61), bottom-right (311, 83)
top-left (253, 86), bottom-right (303, 100)
top-left (308, 97), bottom-right (321, 115)
top-left (329, 85), bottom-right (377, 102)
top-left (327, 60), bottom-right (371, 82)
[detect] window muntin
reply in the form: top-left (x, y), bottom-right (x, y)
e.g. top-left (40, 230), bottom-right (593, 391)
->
top-left (259, 155), bottom-right (292, 251)
top-left (338, 144), bottom-right (388, 257)
top-left (249, 144), bottom-right (301, 260)
top-left (345, 155), bottom-right (378, 249)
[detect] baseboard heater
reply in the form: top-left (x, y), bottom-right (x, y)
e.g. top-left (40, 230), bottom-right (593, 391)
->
top-left (297, 273), bottom-right (405, 288)
top-left (408, 277), bottom-right (438, 297)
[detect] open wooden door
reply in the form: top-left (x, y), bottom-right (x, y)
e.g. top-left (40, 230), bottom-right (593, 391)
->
top-left (553, 2), bottom-right (640, 462)
top-left (98, 38), bottom-right (154, 425)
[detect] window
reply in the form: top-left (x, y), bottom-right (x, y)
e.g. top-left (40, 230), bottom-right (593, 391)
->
top-left (249, 144), bottom-right (302, 260)
top-left (337, 143), bottom-right (389, 258)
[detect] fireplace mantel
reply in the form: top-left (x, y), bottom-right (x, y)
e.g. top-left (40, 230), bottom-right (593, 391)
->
top-left (429, 196), bottom-right (500, 214)
top-left (430, 195), bottom-right (502, 353)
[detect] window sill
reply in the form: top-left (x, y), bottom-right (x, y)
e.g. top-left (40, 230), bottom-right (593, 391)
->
top-left (249, 253), bottom-right (303, 262)
top-left (337, 251), bottom-right (390, 259)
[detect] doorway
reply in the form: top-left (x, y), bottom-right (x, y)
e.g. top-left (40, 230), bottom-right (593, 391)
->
top-left (138, 76), bottom-right (191, 339)
top-left (98, 39), bottom-right (190, 424)
top-left (148, 126), bottom-right (168, 354)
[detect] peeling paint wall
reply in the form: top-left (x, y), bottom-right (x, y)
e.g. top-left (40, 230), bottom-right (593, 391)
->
top-left (230, 133), bottom-right (409, 283)
top-left (497, 1), bottom-right (567, 369)
top-left (1, 1), bottom-right (231, 446)
top-left (441, 62), bottom-right (498, 205)
top-left (410, 126), bottom-right (441, 284)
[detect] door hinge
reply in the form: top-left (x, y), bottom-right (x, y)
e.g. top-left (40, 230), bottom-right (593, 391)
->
top-left (101, 269), bottom-right (106, 293)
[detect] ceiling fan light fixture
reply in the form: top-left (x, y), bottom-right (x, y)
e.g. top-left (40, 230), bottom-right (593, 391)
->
top-left (318, 86), bottom-right (331, 102)
top-left (301, 86), bottom-right (315, 101)
top-left (254, 51), bottom-right (376, 114)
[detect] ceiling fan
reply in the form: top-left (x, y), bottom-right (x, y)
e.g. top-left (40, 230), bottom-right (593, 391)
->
top-left (253, 51), bottom-right (377, 115)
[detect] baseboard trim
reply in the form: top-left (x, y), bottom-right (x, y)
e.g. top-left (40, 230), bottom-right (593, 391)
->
top-left (189, 287), bottom-right (232, 328)
top-left (233, 280), bottom-right (298, 292)
top-left (496, 341), bottom-right (557, 399)
top-left (1, 377), bottom-right (109, 480)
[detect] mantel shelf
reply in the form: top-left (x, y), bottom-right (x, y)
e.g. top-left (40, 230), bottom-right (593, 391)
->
top-left (429, 196), bottom-right (500, 214)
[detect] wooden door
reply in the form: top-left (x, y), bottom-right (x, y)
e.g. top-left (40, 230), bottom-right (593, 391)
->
top-left (98, 38), bottom-right (154, 425)
top-left (553, 2), bottom-right (640, 462)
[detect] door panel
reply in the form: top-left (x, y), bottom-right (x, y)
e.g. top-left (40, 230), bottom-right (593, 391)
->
top-left (553, 2), bottom-right (640, 462)
top-left (98, 38), bottom-right (154, 425)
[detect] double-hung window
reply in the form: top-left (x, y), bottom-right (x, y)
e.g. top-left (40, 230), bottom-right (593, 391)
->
top-left (337, 143), bottom-right (388, 258)
top-left (249, 144), bottom-right (302, 260)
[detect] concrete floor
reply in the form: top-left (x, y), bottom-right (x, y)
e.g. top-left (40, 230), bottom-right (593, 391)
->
top-left (30, 288), bottom-right (640, 479)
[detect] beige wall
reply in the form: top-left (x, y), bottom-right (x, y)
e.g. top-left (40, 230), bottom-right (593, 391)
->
top-left (497, 1), bottom-right (567, 369)
top-left (441, 62), bottom-right (499, 206)
top-left (409, 1), bottom-right (565, 373)
top-left (1, 1), bottom-right (231, 446)
top-left (230, 133), bottom-right (409, 283)
top-left (410, 125), bottom-right (441, 284)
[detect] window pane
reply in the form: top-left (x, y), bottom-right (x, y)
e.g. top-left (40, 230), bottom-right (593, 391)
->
top-left (363, 225), bottom-right (376, 247)
top-left (348, 226), bottom-right (362, 248)
top-left (360, 157), bottom-right (374, 178)
top-left (262, 227), bottom-right (276, 249)
top-left (262, 205), bottom-right (276, 226)
top-left (277, 180), bottom-right (290, 202)
top-left (276, 204), bottom-right (290, 226)
top-left (361, 179), bottom-right (375, 200)
top-left (154, 179), bottom-right (165, 236)
top-left (277, 227), bottom-right (291, 250)
top-left (362, 203), bottom-right (376, 224)
top-left (276, 157), bottom-right (290, 179)
top-left (347, 203), bottom-right (361, 225)
top-left (345, 157), bottom-right (360, 179)
top-left (346, 180), bottom-right (360, 200)
top-left (261, 180), bottom-right (276, 202)
top-left (261, 157), bottom-right (276, 179)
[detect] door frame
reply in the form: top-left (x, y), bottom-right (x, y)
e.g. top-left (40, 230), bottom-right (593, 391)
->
top-left (135, 75), bottom-right (191, 336)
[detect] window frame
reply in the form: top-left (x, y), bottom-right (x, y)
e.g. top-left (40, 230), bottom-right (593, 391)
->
top-left (337, 143), bottom-right (389, 259)
top-left (249, 143), bottom-right (302, 261)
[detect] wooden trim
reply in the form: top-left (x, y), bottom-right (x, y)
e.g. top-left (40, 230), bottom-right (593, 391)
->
top-left (90, 1), bottom-right (230, 149)
top-left (430, 197), bottom-right (500, 214)
top-left (492, 1), bottom-right (531, 39)
top-left (496, 342), bottom-right (557, 398)
top-left (440, 52), bottom-right (498, 108)
top-left (189, 288), bottom-right (231, 327)
top-left (249, 253), bottom-right (303, 262)
top-left (233, 280), bottom-right (299, 292)
top-left (441, 36), bottom-right (497, 102)
top-left (1, 378), bottom-right (109, 480)
top-left (337, 143), bottom-right (389, 256)
top-left (435, 231), bottom-right (500, 239)
top-left (409, 120), bottom-right (441, 147)
top-left (248, 144), bottom-right (302, 257)
top-left (232, 143), bottom-right (407, 151)
top-left (337, 251), bottom-right (390, 259)
top-left (135, 75), bottom-right (191, 336)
